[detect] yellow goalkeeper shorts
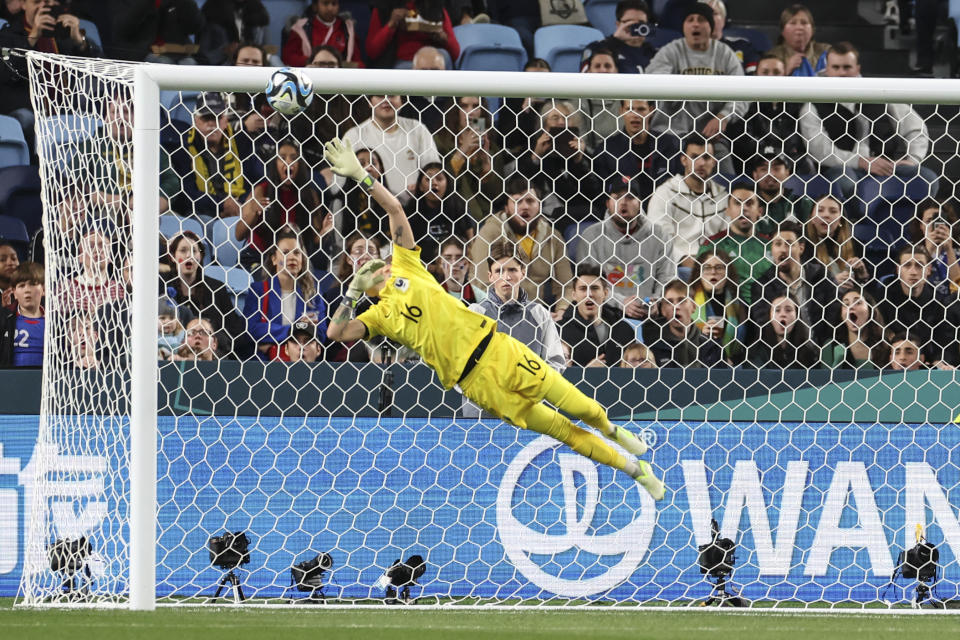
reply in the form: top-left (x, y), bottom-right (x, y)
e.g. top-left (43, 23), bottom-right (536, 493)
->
top-left (459, 331), bottom-right (562, 429)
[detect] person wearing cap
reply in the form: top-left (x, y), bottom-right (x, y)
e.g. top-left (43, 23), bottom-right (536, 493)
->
top-left (697, 181), bottom-right (770, 305)
top-left (576, 175), bottom-right (675, 319)
top-left (749, 142), bottom-right (815, 238)
top-left (580, 0), bottom-right (658, 74)
top-left (593, 99), bottom-right (680, 205)
top-left (284, 320), bottom-right (322, 363)
top-left (168, 91), bottom-right (259, 219)
top-left (644, 2), bottom-right (746, 143)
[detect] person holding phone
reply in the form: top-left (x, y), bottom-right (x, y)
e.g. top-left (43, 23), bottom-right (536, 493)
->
top-left (579, 0), bottom-right (658, 73)
top-left (909, 199), bottom-right (960, 296)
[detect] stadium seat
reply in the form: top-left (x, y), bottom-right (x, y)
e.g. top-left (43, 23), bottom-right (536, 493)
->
top-left (0, 215), bottom-right (30, 256)
top-left (584, 0), bottom-right (618, 37)
top-left (534, 25), bottom-right (605, 73)
top-left (263, 0), bottom-right (308, 51)
top-left (0, 115), bottom-right (30, 168)
top-left (953, 0), bottom-right (960, 46)
top-left (77, 19), bottom-right (102, 50)
top-left (37, 114), bottom-right (102, 175)
top-left (453, 24), bottom-right (526, 72)
top-left (0, 165), bottom-right (42, 238)
top-left (162, 90), bottom-right (201, 126)
top-left (160, 213), bottom-right (209, 261)
top-left (204, 264), bottom-right (253, 307)
top-left (725, 26), bottom-right (772, 55)
top-left (208, 216), bottom-right (246, 268)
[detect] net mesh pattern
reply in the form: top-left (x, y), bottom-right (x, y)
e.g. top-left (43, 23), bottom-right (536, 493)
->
top-left (17, 52), bottom-right (960, 608)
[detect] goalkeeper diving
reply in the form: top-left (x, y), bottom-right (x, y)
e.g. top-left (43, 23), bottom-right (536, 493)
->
top-left (323, 138), bottom-right (665, 500)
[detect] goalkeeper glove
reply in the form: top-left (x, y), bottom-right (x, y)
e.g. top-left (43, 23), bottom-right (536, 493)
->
top-left (324, 137), bottom-right (372, 186)
top-left (345, 259), bottom-right (387, 305)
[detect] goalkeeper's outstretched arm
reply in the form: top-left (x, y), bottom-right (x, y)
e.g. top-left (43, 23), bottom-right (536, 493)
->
top-left (324, 137), bottom-right (415, 249)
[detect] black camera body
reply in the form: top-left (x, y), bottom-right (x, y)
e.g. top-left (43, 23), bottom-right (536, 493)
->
top-left (900, 541), bottom-right (939, 582)
top-left (208, 531), bottom-right (251, 569)
top-left (385, 555), bottom-right (426, 604)
top-left (291, 552), bottom-right (333, 591)
top-left (629, 22), bottom-right (655, 38)
top-left (41, 2), bottom-right (74, 39)
top-left (48, 536), bottom-right (90, 574)
top-left (698, 520), bottom-right (736, 578)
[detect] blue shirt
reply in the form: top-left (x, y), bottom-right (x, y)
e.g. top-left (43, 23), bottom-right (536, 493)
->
top-left (13, 315), bottom-right (44, 367)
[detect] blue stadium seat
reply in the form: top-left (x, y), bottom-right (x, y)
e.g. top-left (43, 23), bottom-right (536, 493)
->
top-left (534, 25), bottom-right (606, 73)
top-left (584, 0), bottom-right (618, 37)
top-left (0, 165), bottom-right (42, 238)
top-left (204, 264), bottom-right (253, 307)
top-left (725, 26), bottom-right (772, 55)
top-left (37, 114), bottom-right (102, 175)
top-left (0, 215), bottom-right (29, 256)
top-left (162, 90), bottom-right (201, 126)
top-left (0, 18), bottom-right (7, 30)
top-left (208, 216), bottom-right (246, 268)
top-left (953, 0), bottom-right (960, 45)
top-left (160, 213), bottom-right (207, 242)
top-left (0, 115), bottom-right (29, 168)
top-left (454, 24), bottom-right (527, 71)
top-left (263, 0), bottom-right (309, 50)
top-left (77, 19), bottom-right (102, 50)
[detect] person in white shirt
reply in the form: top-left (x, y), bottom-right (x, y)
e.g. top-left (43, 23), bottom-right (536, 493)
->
top-left (645, 134), bottom-right (728, 272)
top-left (341, 94), bottom-right (440, 197)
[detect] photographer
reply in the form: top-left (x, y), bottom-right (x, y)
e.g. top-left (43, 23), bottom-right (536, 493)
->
top-left (579, 0), bottom-right (658, 74)
top-left (0, 0), bottom-right (101, 144)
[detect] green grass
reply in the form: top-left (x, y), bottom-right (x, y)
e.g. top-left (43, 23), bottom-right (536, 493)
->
top-left (2, 599), bottom-right (960, 640)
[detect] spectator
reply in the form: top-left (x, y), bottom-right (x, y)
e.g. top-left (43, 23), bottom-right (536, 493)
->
top-left (579, 47), bottom-right (623, 154)
top-left (646, 134), bottom-right (728, 269)
top-left (580, 0), bottom-right (657, 74)
top-left (747, 293), bottom-right (821, 369)
top-left (500, 58), bottom-right (551, 156)
top-left (769, 4), bottom-right (829, 76)
top-left (576, 176), bottom-right (675, 317)
top-left (0, 0), bottom-right (102, 143)
top-left (727, 58), bottom-right (810, 175)
top-left (161, 230), bottom-right (249, 357)
top-left (434, 238), bottom-right (485, 304)
top-left (703, 0), bottom-right (759, 75)
top-left (342, 94), bottom-right (440, 197)
top-left (0, 240), bottom-right (20, 308)
top-left (750, 220), bottom-right (838, 345)
top-left (440, 96), bottom-right (506, 221)
top-left (61, 227), bottom-right (124, 316)
top-left (243, 227), bottom-right (328, 360)
top-left (558, 264), bottom-right (636, 367)
top-left (873, 245), bottom-right (958, 367)
top-left (487, 0), bottom-right (540, 56)
top-left (593, 99), bottom-right (680, 205)
top-left (748, 140), bottom-right (814, 237)
top-left (237, 137), bottom-right (334, 270)
top-left (402, 162), bottom-right (472, 263)
top-left (515, 100), bottom-right (602, 232)
top-left (463, 239), bottom-right (564, 416)
top-left (468, 176), bottom-right (573, 305)
top-left (68, 313), bottom-right (99, 369)
top-left (1, 262), bottom-right (45, 367)
top-left (688, 249), bottom-right (746, 365)
top-left (325, 231), bottom-right (384, 361)
top-left (619, 341), bottom-right (656, 368)
top-left (168, 92), bottom-right (257, 219)
top-left (821, 288), bottom-right (889, 369)
top-left (645, 3), bottom-right (746, 143)
top-left (909, 199), bottom-right (960, 297)
top-left (283, 319), bottom-right (322, 363)
top-left (228, 42), bottom-right (268, 117)
top-left (0, 0), bottom-right (22, 21)
top-left (283, 0), bottom-right (364, 68)
top-left (798, 42), bottom-right (937, 229)
top-left (698, 182), bottom-right (771, 303)
top-left (336, 148), bottom-right (390, 241)
top-left (887, 332), bottom-right (927, 371)
top-left (804, 194), bottom-right (869, 293)
top-left (398, 46), bottom-right (453, 133)
top-left (157, 297), bottom-right (188, 360)
top-left (642, 278), bottom-right (721, 367)
top-left (114, 0), bottom-right (204, 63)
top-left (200, 0), bottom-right (269, 65)
top-left (170, 317), bottom-right (220, 362)
top-left (366, 0), bottom-right (460, 68)
top-left (233, 42), bottom-right (267, 66)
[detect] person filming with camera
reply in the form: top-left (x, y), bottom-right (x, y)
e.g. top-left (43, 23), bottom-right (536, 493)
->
top-left (580, 0), bottom-right (658, 73)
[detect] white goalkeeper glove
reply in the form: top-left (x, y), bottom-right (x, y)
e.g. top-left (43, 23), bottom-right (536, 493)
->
top-left (345, 259), bottom-right (387, 305)
top-left (324, 137), bottom-right (371, 185)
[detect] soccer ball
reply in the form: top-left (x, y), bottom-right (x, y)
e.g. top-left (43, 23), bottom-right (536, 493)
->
top-left (265, 67), bottom-right (314, 115)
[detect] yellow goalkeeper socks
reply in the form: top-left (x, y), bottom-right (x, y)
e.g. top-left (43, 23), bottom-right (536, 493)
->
top-left (524, 404), bottom-right (628, 473)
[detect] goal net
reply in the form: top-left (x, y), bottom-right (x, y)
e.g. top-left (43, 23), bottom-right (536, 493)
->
top-left (16, 51), bottom-right (960, 609)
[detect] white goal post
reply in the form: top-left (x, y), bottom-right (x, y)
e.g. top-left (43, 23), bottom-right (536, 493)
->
top-left (17, 51), bottom-right (960, 611)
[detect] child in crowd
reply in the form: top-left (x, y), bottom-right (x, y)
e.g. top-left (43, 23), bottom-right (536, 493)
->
top-left (0, 262), bottom-right (45, 367)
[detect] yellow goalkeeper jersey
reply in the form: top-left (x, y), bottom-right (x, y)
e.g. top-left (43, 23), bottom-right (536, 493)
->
top-left (357, 244), bottom-right (496, 389)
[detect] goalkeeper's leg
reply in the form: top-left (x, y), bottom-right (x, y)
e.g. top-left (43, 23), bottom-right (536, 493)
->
top-left (541, 371), bottom-right (648, 457)
top-left (523, 403), bottom-right (665, 500)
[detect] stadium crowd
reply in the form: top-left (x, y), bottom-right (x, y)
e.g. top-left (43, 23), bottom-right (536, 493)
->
top-left (0, 0), bottom-right (955, 376)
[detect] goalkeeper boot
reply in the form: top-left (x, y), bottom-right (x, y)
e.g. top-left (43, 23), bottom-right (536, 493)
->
top-left (633, 460), bottom-right (666, 501)
top-left (608, 425), bottom-right (647, 456)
